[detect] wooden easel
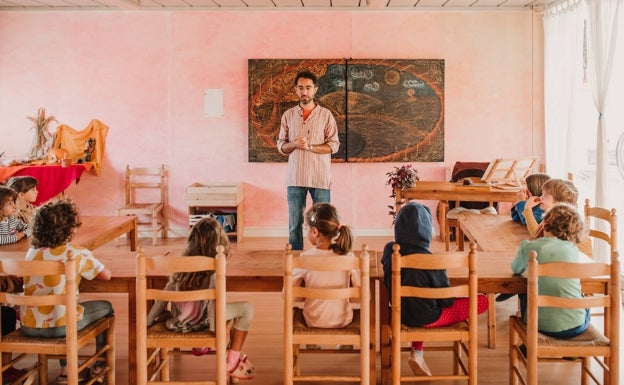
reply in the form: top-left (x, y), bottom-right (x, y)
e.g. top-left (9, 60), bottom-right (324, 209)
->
top-left (481, 157), bottom-right (538, 186)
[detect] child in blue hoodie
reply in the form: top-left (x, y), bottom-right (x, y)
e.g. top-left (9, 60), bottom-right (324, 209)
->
top-left (510, 173), bottom-right (550, 226)
top-left (381, 202), bottom-right (488, 376)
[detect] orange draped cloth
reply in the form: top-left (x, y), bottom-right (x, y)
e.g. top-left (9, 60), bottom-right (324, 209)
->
top-left (52, 119), bottom-right (109, 175)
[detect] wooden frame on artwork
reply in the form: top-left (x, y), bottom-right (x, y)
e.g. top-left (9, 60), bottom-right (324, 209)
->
top-left (481, 157), bottom-right (538, 186)
top-left (247, 58), bottom-right (445, 163)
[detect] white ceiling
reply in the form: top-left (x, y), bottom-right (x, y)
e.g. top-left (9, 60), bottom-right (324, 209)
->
top-left (0, 0), bottom-right (550, 12)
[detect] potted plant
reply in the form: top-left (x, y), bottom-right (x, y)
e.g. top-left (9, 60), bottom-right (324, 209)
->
top-left (25, 107), bottom-right (57, 162)
top-left (386, 164), bottom-right (419, 222)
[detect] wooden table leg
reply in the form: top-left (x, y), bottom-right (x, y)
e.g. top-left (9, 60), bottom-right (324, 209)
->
top-left (379, 282), bottom-right (391, 385)
top-left (129, 217), bottom-right (138, 252)
top-left (487, 293), bottom-right (496, 349)
top-left (128, 280), bottom-right (137, 385)
top-left (457, 225), bottom-right (465, 251)
top-left (369, 280), bottom-right (376, 385)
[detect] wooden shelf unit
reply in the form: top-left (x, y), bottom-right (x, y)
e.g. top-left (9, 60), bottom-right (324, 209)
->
top-left (185, 182), bottom-right (243, 242)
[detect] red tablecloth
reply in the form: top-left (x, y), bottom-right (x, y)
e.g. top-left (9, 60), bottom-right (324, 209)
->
top-left (0, 163), bottom-right (92, 205)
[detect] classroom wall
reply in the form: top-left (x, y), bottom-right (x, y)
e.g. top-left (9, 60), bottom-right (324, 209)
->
top-left (0, 10), bottom-right (544, 237)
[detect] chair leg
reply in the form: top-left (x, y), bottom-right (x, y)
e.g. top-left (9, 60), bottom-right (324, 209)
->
top-left (508, 323), bottom-right (518, 385)
top-left (39, 355), bottom-right (48, 385)
top-left (152, 214), bottom-right (158, 246)
top-left (380, 325), bottom-right (391, 385)
top-left (106, 317), bottom-right (116, 385)
top-left (161, 211), bottom-right (168, 239)
top-left (445, 220), bottom-right (452, 251)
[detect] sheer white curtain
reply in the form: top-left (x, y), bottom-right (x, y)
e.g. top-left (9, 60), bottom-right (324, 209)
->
top-left (543, 0), bottom-right (624, 263)
top-left (586, 0), bottom-right (621, 209)
top-left (543, 0), bottom-right (584, 178)
top-left (586, 0), bottom-right (622, 262)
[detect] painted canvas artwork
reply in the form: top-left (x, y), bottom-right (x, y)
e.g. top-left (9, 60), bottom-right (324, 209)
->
top-left (248, 59), bottom-right (444, 163)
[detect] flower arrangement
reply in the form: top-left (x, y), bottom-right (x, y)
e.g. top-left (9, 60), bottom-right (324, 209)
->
top-left (386, 164), bottom-right (419, 196)
top-left (386, 164), bottom-right (419, 222)
top-left (25, 107), bottom-right (57, 162)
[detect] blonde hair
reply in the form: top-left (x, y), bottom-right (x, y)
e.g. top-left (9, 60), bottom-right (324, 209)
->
top-left (542, 203), bottom-right (585, 244)
top-left (541, 178), bottom-right (578, 205)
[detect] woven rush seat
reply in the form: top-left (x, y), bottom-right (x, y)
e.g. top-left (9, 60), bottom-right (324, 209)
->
top-left (147, 322), bottom-right (217, 340)
top-left (292, 308), bottom-right (361, 335)
top-left (512, 321), bottom-right (610, 347)
top-left (3, 315), bottom-right (113, 348)
top-left (400, 320), bottom-right (468, 333)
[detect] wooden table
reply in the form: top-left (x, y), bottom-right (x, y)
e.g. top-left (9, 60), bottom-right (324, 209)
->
top-left (457, 214), bottom-right (529, 252)
top-left (394, 181), bottom-right (521, 244)
top-left (394, 181), bottom-right (520, 212)
top-left (0, 215), bottom-right (138, 257)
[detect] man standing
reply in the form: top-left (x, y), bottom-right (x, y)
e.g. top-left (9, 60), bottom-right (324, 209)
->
top-left (277, 70), bottom-right (340, 250)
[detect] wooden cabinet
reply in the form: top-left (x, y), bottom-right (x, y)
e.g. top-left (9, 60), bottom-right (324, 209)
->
top-left (185, 183), bottom-right (243, 242)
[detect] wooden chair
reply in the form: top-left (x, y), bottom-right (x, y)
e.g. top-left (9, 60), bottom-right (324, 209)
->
top-left (135, 246), bottom-right (227, 385)
top-left (508, 250), bottom-right (620, 385)
top-left (283, 243), bottom-right (370, 385)
top-left (385, 242), bottom-right (478, 385)
top-left (0, 252), bottom-right (115, 385)
top-left (117, 164), bottom-right (167, 246)
top-left (584, 199), bottom-right (617, 257)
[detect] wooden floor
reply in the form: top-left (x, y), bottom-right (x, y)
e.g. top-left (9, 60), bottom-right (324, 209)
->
top-left (37, 235), bottom-right (623, 384)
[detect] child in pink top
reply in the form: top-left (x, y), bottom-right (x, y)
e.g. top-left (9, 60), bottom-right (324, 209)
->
top-left (292, 203), bottom-right (359, 328)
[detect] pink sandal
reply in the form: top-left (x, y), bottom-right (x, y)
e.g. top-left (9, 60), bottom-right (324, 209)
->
top-left (228, 354), bottom-right (255, 380)
top-left (192, 347), bottom-right (212, 356)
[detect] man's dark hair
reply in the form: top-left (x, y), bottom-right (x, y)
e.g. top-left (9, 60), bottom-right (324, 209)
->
top-left (294, 70), bottom-right (318, 86)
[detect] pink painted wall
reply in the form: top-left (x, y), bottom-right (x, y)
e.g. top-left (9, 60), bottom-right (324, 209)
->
top-left (0, 10), bottom-right (544, 236)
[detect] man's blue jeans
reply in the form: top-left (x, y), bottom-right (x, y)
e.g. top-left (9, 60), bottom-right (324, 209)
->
top-left (287, 186), bottom-right (330, 250)
top-left (21, 300), bottom-right (114, 368)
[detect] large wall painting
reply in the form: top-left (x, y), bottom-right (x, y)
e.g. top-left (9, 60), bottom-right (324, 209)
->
top-left (248, 59), bottom-right (444, 163)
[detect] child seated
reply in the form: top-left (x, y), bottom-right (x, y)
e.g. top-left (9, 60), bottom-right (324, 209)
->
top-left (7, 176), bottom-right (39, 226)
top-left (511, 173), bottom-right (550, 226)
top-left (0, 186), bottom-right (27, 245)
top-left (146, 217), bottom-right (255, 380)
top-left (511, 203), bottom-right (590, 338)
top-left (292, 203), bottom-right (358, 329)
top-left (382, 202), bottom-right (489, 376)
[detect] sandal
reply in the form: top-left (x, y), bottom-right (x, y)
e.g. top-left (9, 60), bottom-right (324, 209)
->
top-left (192, 347), bottom-right (212, 356)
top-left (228, 354), bottom-right (255, 380)
top-left (89, 366), bottom-right (105, 384)
top-left (55, 370), bottom-right (89, 384)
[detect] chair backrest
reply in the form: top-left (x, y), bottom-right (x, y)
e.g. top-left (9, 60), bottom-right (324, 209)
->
top-left (283, 243), bottom-right (370, 384)
top-left (125, 164), bottom-right (166, 205)
top-left (390, 242), bottom-right (478, 328)
top-left (526, 250), bottom-right (620, 360)
top-left (449, 161), bottom-right (497, 210)
top-left (135, 246), bottom-right (227, 384)
top-left (0, 252), bottom-right (81, 383)
top-left (583, 198), bottom-right (617, 254)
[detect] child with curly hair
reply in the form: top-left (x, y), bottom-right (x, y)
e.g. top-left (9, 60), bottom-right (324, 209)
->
top-left (511, 203), bottom-right (590, 338)
top-left (20, 199), bottom-right (113, 384)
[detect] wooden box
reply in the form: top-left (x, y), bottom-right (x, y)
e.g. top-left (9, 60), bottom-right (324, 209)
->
top-left (186, 183), bottom-right (242, 206)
